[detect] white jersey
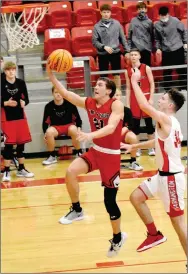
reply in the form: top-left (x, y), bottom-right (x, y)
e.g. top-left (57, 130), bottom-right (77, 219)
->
top-left (155, 116), bottom-right (184, 173)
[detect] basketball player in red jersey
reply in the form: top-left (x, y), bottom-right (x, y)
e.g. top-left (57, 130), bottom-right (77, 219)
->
top-left (121, 68), bottom-right (187, 256)
top-left (125, 49), bottom-right (155, 157)
top-left (47, 66), bottom-right (127, 257)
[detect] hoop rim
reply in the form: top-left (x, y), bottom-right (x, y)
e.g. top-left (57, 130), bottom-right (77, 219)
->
top-left (1, 3), bottom-right (48, 14)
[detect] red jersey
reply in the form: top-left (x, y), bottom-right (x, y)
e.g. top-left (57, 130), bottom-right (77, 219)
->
top-left (85, 97), bottom-right (123, 150)
top-left (127, 63), bottom-right (150, 118)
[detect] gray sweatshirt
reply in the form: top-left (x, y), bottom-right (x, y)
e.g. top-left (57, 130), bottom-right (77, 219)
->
top-left (92, 19), bottom-right (130, 55)
top-left (154, 16), bottom-right (187, 52)
top-left (128, 17), bottom-right (153, 52)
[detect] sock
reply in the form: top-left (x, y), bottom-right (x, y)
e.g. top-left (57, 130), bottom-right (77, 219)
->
top-left (4, 166), bottom-right (10, 172)
top-left (146, 222), bottom-right (157, 235)
top-left (18, 164), bottom-right (25, 171)
top-left (130, 157), bottom-right (136, 163)
top-left (49, 150), bottom-right (56, 157)
top-left (76, 149), bottom-right (82, 154)
top-left (72, 202), bottom-right (82, 212)
top-left (113, 232), bottom-right (122, 244)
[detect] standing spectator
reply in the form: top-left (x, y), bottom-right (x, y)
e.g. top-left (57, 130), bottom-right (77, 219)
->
top-left (92, 4), bottom-right (130, 89)
top-left (1, 61), bottom-right (34, 182)
top-left (125, 49), bottom-right (155, 157)
top-left (128, 1), bottom-right (153, 66)
top-left (154, 6), bottom-right (187, 90)
top-left (42, 87), bottom-right (82, 165)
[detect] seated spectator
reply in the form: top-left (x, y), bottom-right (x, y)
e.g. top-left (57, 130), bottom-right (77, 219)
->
top-left (154, 6), bottom-right (187, 90)
top-left (42, 87), bottom-right (82, 165)
top-left (128, 1), bottom-right (153, 66)
top-left (115, 89), bottom-right (143, 171)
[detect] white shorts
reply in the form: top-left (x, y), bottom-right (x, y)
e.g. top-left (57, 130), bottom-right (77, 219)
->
top-left (139, 172), bottom-right (186, 217)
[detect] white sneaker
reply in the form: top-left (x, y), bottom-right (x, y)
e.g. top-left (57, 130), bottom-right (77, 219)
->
top-left (129, 161), bottom-right (143, 171)
top-left (136, 149), bottom-right (142, 157)
top-left (2, 171), bottom-right (11, 182)
top-left (59, 207), bottom-right (84, 224)
top-left (107, 232), bottom-right (128, 258)
top-left (148, 148), bottom-right (155, 156)
top-left (42, 156), bottom-right (57, 165)
top-left (17, 169), bottom-right (34, 178)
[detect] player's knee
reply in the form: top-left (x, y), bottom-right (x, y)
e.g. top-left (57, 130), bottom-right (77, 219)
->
top-left (130, 188), bottom-right (145, 205)
top-left (66, 163), bottom-right (79, 178)
top-left (104, 188), bottom-right (121, 220)
top-left (127, 132), bottom-right (137, 144)
top-left (68, 125), bottom-right (78, 137)
top-left (16, 144), bottom-right (24, 158)
top-left (46, 128), bottom-right (56, 138)
top-left (3, 145), bottom-right (13, 160)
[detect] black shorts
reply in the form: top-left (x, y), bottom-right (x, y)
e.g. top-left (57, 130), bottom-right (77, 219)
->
top-left (98, 52), bottom-right (121, 76)
top-left (132, 117), bottom-right (155, 135)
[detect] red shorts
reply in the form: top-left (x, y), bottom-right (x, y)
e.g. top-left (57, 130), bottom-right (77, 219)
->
top-left (53, 123), bottom-right (74, 136)
top-left (81, 147), bottom-right (120, 188)
top-left (1, 119), bottom-right (32, 145)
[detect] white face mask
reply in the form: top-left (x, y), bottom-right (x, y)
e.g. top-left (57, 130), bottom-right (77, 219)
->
top-left (160, 17), bottom-right (169, 23)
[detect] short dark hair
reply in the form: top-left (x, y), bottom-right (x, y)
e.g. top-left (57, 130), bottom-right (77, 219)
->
top-left (97, 77), bottom-right (116, 98)
top-left (100, 4), bottom-right (112, 12)
top-left (159, 6), bottom-right (169, 16)
top-left (52, 86), bottom-right (55, 93)
top-left (1, 56), bottom-right (4, 61)
top-left (136, 1), bottom-right (147, 10)
top-left (130, 48), bottom-right (141, 54)
top-left (166, 88), bottom-right (186, 112)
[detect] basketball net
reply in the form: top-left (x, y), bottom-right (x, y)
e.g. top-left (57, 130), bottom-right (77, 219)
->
top-left (1, 6), bottom-right (48, 51)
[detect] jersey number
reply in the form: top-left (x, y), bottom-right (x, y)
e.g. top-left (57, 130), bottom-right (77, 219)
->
top-left (93, 118), bottom-right (104, 130)
top-left (174, 131), bottom-right (181, 148)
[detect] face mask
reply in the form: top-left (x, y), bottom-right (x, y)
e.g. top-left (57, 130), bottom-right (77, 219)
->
top-left (160, 17), bottom-right (169, 23)
top-left (137, 11), bottom-right (148, 20)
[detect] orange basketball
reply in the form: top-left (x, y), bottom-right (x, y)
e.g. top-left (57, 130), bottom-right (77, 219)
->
top-left (47, 49), bottom-right (73, 72)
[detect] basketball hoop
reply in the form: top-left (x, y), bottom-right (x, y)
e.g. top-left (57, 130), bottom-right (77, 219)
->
top-left (1, 3), bottom-right (48, 51)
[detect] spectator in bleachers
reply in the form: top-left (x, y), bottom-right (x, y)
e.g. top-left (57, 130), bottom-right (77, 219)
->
top-left (128, 1), bottom-right (153, 66)
top-left (42, 87), bottom-right (82, 165)
top-left (92, 4), bottom-right (130, 89)
top-left (125, 49), bottom-right (155, 157)
top-left (1, 61), bottom-right (34, 182)
top-left (154, 6), bottom-right (187, 90)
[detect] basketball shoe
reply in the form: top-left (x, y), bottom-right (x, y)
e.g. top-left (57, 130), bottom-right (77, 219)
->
top-left (59, 207), bottom-right (84, 224)
top-left (107, 232), bottom-right (128, 257)
top-left (2, 171), bottom-right (11, 182)
top-left (17, 169), bottom-right (34, 178)
top-left (137, 231), bottom-right (167, 252)
top-left (42, 156), bottom-right (57, 165)
top-left (129, 161), bottom-right (143, 171)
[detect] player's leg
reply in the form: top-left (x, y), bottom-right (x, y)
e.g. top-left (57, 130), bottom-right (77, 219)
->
top-left (67, 124), bottom-right (82, 156)
top-left (130, 174), bottom-right (167, 252)
top-left (59, 148), bottom-right (97, 224)
top-left (144, 117), bottom-right (155, 156)
top-left (42, 126), bottom-right (58, 165)
top-left (161, 173), bottom-right (187, 256)
top-left (125, 130), bottom-right (143, 171)
top-left (16, 144), bottom-right (34, 178)
top-left (110, 52), bottom-right (121, 90)
top-left (99, 152), bottom-right (127, 257)
top-left (2, 144), bottom-right (13, 182)
top-left (132, 118), bottom-right (142, 157)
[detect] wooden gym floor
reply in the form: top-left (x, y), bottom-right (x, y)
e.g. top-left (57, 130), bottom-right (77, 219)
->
top-left (1, 147), bottom-right (187, 273)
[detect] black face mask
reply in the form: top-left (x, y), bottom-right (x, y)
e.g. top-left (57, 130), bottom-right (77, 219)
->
top-left (137, 11), bottom-right (148, 20)
top-left (101, 18), bottom-right (113, 24)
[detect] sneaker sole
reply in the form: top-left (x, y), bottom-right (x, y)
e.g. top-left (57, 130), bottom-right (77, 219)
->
top-left (137, 236), bottom-right (167, 252)
top-left (42, 161), bottom-right (57, 165)
top-left (16, 174), bottom-right (34, 178)
top-left (129, 167), bottom-right (143, 171)
top-left (59, 215), bottom-right (84, 225)
top-left (107, 232), bottom-right (128, 258)
top-left (2, 178), bottom-right (10, 182)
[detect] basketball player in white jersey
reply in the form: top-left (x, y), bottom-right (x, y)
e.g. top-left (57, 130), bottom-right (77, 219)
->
top-left (121, 68), bottom-right (187, 256)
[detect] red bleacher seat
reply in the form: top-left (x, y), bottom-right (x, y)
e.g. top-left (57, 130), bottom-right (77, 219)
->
top-left (98, 1), bottom-right (124, 24)
top-left (149, 2), bottom-right (175, 22)
top-left (47, 2), bottom-right (72, 29)
top-left (181, 18), bottom-right (187, 29)
top-left (124, 23), bottom-right (130, 38)
top-left (67, 56), bottom-right (97, 89)
top-left (44, 28), bottom-right (71, 59)
top-left (71, 26), bottom-right (97, 57)
top-left (151, 52), bottom-right (163, 82)
top-left (174, 1), bottom-right (187, 19)
top-left (73, 1), bottom-right (98, 27)
top-left (123, 3), bottom-right (137, 23)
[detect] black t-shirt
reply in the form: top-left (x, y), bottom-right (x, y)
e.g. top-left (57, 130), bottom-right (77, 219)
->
top-left (123, 107), bottom-right (134, 131)
top-left (42, 100), bottom-right (82, 133)
top-left (1, 77), bottom-right (29, 121)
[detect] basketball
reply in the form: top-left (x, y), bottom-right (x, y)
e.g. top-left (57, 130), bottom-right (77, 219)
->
top-left (47, 49), bottom-right (73, 72)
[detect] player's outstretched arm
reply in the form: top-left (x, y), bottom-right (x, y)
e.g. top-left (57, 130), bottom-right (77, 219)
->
top-left (47, 65), bottom-right (86, 108)
top-left (121, 139), bottom-right (155, 153)
top-left (131, 68), bottom-right (170, 125)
